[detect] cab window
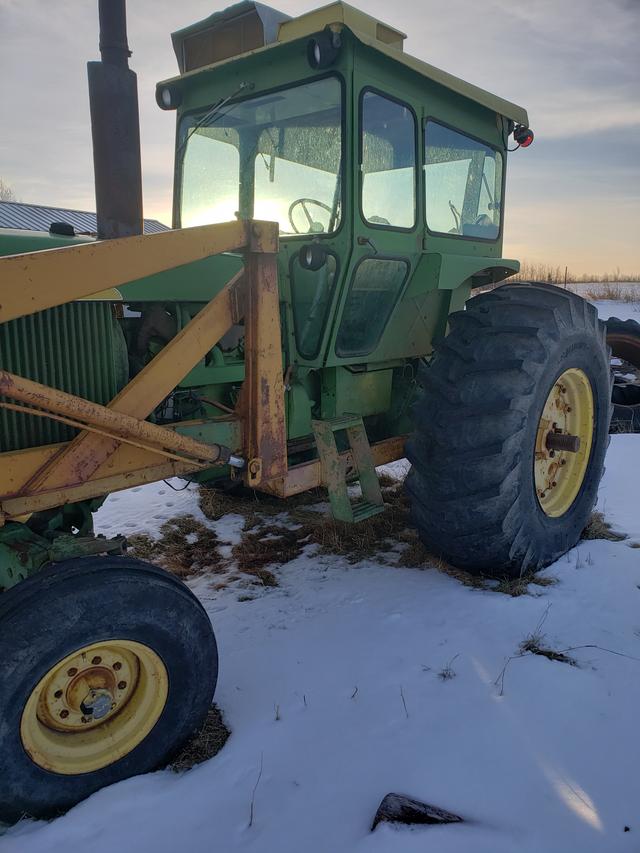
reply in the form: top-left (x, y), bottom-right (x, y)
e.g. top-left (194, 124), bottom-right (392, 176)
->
top-left (361, 92), bottom-right (416, 229)
top-left (424, 121), bottom-right (503, 240)
top-left (291, 253), bottom-right (338, 359)
top-left (336, 258), bottom-right (409, 357)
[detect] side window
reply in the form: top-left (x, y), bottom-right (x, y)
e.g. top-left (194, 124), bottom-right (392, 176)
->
top-left (291, 254), bottom-right (338, 359)
top-left (336, 258), bottom-right (409, 357)
top-left (424, 121), bottom-right (503, 240)
top-left (361, 92), bottom-right (416, 229)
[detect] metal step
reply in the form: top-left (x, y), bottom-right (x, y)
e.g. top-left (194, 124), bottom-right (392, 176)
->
top-left (352, 500), bottom-right (385, 522)
top-left (311, 414), bottom-right (384, 523)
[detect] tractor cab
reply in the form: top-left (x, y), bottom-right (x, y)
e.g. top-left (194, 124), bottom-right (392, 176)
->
top-left (156, 1), bottom-right (530, 374)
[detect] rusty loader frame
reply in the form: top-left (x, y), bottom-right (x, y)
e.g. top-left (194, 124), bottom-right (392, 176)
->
top-left (0, 218), bottom-right (401, 527)
top-left (0, 220), bottom-right (286, 522)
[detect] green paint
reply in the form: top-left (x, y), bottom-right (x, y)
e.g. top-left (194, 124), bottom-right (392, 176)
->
top-left (0, 522), bottom-right (125, 591)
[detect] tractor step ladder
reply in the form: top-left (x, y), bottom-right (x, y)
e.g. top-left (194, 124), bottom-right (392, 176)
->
top-left (311, 415), bottom-right (384, 523)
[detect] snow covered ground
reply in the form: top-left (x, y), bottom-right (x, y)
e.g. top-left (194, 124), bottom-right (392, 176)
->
top-left (3, 435), bottom-right (639, 853)
top-left (2, 297), bottom-right (639, 853)
top-left (592, 300), bottom-right (639, 324)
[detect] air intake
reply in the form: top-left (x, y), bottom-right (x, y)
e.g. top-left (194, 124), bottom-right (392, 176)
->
top-left (172, 2), bottom-right (291, 73)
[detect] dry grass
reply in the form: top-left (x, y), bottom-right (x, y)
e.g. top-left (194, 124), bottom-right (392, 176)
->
top-left (438, 655), bottom-right (459, 681)
top-left (126, 533), bottom-right (158, 562)
top-left (395, 525), bottom-right (556, 596)
top-left (496, 574), bottom-right (557, 597)
top-left (199, 482), bottom-right (325, 525)
top-left (309, 486), bottom-right (410, 562)
top-left (127, 515), bottom-right (223, 579)
top-left (168, 705), bottom-right (230, 773)
top-left (231, 524), bottom-right (306, 586)
top-left (581, 511), bottom-right (626, 542)
top-left (518, 634), bottom-right (577, 666)
top-left (127, 479), bottom-right (578, 598)
top-left (511, 262), bottom-right (640, 285)
top-left (581, 283), bottom-right (640, 302)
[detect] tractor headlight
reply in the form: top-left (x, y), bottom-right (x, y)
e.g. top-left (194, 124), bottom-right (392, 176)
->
top-left (299, 243), bottom-right (327, 271)
top-left (307, 29), bottom-right (342, 70)
top-left (156, 86), bottom-right (181, 110)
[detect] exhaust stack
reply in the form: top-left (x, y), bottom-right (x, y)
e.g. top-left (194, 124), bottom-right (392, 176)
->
top-left (87, 0), bottom-right (143, 239)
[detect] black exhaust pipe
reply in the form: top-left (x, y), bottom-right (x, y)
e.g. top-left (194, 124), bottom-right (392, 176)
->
top-left (87, 0), bottom-right (143, 239)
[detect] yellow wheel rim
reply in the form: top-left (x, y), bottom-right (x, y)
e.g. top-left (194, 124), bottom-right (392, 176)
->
top-left (20, 640), bottom-right (168, 775)
top-left (534, 368), bottom-right (594, 518)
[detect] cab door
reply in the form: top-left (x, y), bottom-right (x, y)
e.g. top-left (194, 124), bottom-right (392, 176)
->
top-left (326, 80), bottom-right (421, 366)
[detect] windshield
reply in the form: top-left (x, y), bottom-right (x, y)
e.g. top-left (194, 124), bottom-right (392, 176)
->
top-left (179, 77), bottom-right (342, 236)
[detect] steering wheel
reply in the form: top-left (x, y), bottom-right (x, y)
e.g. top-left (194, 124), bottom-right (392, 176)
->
top-left (288, 197), bottom-right (333, 234)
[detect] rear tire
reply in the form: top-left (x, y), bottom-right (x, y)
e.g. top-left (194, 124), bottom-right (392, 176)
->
top-left (406, 282), bottom-right (612, 577)
top-left (0, 556), bottom-right (218, 822)
top-left (606, 316), bottom-right (640, 432)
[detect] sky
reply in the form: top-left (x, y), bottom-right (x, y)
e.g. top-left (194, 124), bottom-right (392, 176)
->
top-left (1, 0), bottom-right (639, 275)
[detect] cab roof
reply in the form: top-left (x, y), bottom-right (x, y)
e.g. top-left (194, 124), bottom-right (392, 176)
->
top-left (163, 1), bottom-right (529, 127)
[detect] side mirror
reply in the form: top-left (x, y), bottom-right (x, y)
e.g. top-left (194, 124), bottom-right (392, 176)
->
top-left (299, 244), bottom-right (327, 271)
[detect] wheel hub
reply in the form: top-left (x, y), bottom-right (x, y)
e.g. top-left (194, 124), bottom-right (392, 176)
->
top-left (534, 368), bottom-right (594, 518)
top-left (81, 688), bottom-right (114, 721)
top-left (35, 646), bottom-right (138, 733)
top-left (21, 640), bottom-right (168, 775)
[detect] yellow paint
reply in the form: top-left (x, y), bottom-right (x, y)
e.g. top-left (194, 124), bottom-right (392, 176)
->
top-left (20, 640), bottom-right (168, 775)
top-left (79, 288), bottom-right (123, 301)
top-left (534, 368), bottom-right (594, 517)
top-left (0, 219), bottom-right (266, 323)
top-left (277, 2), bottom-right (406, 47)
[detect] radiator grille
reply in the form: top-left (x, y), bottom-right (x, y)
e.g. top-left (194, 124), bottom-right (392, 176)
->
top-left (0, 302), bottom-right (122, 452)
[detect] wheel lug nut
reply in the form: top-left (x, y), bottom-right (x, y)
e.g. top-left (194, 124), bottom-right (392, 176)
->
top-left (118, 681), bottom-right (127, 690)
top-left (60, 709), bottom-right (69, 719)
top-left (67, 667), bottom-right (78, 677)
top-left (91, 656), bottom-right (102, 665)
top-left (113, 661), bottom-right (122, 671)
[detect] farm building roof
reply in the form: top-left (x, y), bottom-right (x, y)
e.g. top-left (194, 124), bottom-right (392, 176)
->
top-left (0, 202), bottom-right (168, 235)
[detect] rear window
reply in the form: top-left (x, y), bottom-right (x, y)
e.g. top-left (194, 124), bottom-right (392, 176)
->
top-left (424, 121), bottom-right (503, 240)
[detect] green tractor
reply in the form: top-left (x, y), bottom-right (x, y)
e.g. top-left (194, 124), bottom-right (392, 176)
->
top-left (0, 0), bottom-right (611, 821)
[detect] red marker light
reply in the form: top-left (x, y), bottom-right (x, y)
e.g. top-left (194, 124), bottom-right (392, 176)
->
top-left (514, 125), bottom-right (534, 147)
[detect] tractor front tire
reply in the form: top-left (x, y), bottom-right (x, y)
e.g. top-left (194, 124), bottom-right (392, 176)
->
top-left (406, 282), bottom-right (612, 578)
top-left (0, 556), bottom-right (218, 823)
